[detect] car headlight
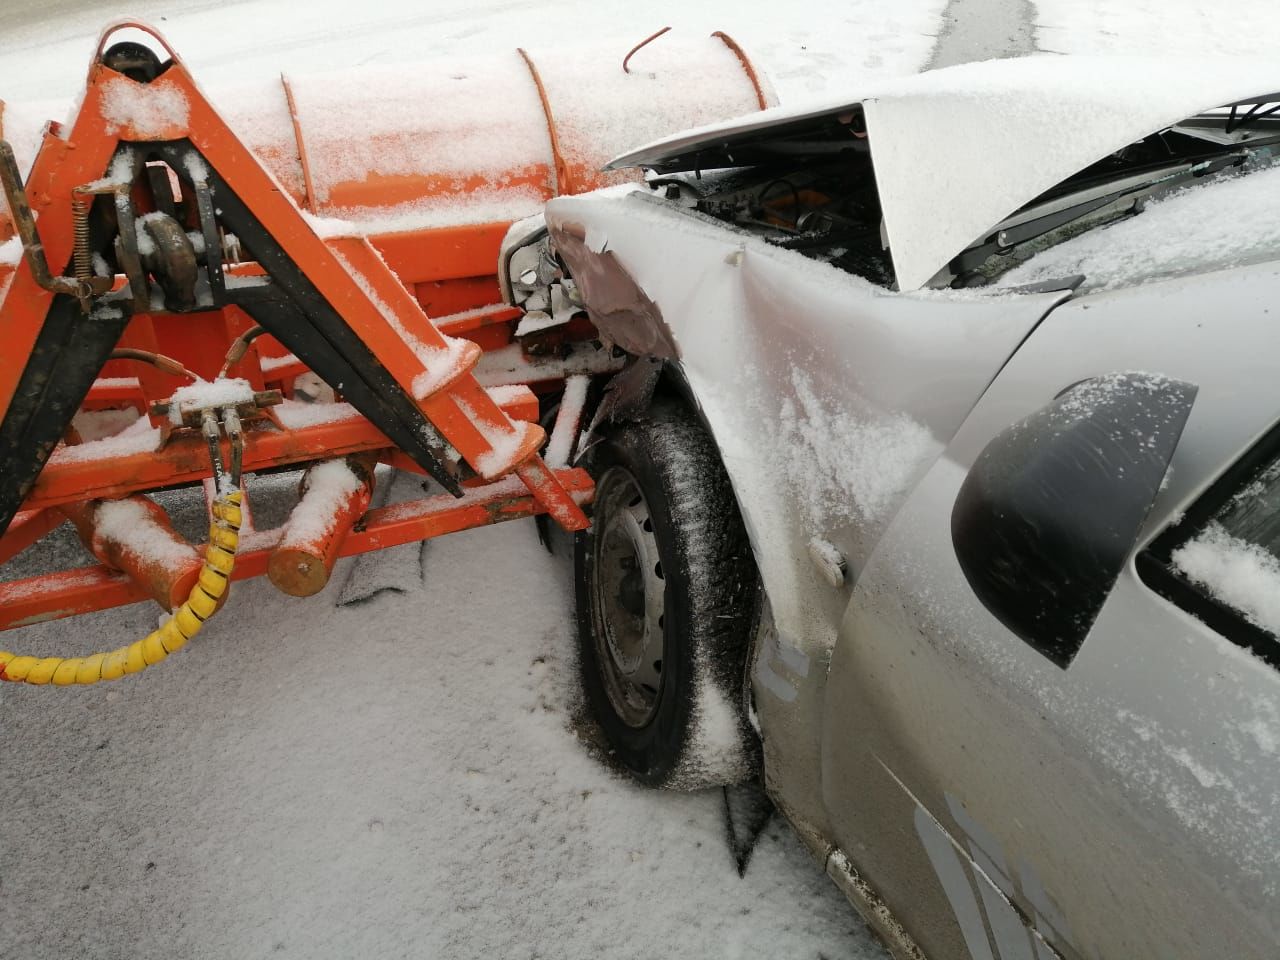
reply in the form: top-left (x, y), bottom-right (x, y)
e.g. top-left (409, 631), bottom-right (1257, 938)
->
top-left (498, 214), bottom-right (553, 308)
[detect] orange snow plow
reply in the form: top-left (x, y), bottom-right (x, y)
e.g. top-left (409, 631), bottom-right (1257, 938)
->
top-left (0, 21), bottom-right (772, 682)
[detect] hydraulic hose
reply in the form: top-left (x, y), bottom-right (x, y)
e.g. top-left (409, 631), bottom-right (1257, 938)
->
top-left (0, 491), bottom-right (242, 685)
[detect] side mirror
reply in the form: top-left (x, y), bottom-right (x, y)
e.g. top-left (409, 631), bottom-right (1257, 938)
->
top-left (951, 373), bottom-right (1197, 667)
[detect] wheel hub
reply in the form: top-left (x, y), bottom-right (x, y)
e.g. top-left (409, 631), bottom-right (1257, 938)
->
top-left (591, 467), bottom-right (666, 728)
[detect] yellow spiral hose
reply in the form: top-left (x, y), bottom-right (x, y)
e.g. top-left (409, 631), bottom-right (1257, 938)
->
top-left (0, 491), bottom-right (242, 686)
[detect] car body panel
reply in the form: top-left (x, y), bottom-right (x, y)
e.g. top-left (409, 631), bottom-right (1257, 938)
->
top-left (607, 56), bottom-right (1280, 290)
top-left (546, 188), bottom-right (1069, 846)
top-left (532, 59), bottom-right (1280, 958)
top-left (826, 260), bottom-right (1280, 958)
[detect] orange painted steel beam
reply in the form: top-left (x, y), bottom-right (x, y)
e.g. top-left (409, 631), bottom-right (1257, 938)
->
top-left (374, 222), bottom-right (512, 286)
top-left (0, 468), bottom-right (593, 631)
top-left (350, 467), bottom-right (591, 551)
top-left (82, 378), bottom-right (146, 410)
top-left (434, 304), bottom-right (523, 337)
top-left (61, 496), bottom-right (203, 611)
top-left (27, 415), bottom-right (394, 511)
top-left (23, 388), bottom-right (538, 512)
top-left (267, 454), bottom-right (377, 597)
top-left (0, 46), bottom-right (533, 487)
top-left (0, 509), bottom-right (63, 565)
top-left (0, 566), bottom-right (147, 631)
top-left (26, 390), bottom-right (540, 514)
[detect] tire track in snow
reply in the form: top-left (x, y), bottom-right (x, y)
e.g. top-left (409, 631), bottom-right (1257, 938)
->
top-left (926, 0), bottom-right (1037, 69)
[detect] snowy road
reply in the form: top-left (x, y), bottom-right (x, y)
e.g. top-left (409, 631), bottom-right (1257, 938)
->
top-left (1, 1), bottom-right (1266, 958)
top-left (1, 513), bottom-right (881, 958)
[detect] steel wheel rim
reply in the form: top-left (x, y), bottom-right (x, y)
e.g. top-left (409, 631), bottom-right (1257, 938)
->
top-left (590, 466), bottom-right (666, 728)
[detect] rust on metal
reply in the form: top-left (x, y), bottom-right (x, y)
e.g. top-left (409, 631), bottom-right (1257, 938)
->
top-left (623, 26), bottom-right (671, 74)
top-left (280, 73), bottom-right (318, 213)
top-left (516, 48), bottom-right (570, 197)
top-left (711, 31), bottom-right (770, 111)
top-left (0, 139), bottom-right (107, 308)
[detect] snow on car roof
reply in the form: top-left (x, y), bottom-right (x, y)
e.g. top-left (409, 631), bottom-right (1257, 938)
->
top-left (607, 55), bottom-right (1280, 290)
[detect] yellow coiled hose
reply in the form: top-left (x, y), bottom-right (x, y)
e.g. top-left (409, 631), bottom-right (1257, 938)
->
top-left (0, 491), bottom-right (242, 686)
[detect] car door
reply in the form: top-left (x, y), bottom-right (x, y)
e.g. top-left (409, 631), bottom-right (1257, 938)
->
top-left (820, 260), bottom-right (1280, 960)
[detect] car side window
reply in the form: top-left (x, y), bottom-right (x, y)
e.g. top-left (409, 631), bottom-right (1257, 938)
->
top-left (1140, 427), bottom-right (1280, 667)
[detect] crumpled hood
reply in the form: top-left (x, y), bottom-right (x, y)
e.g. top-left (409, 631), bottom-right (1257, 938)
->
top-left (608, 55), bottom-right (1280, 290)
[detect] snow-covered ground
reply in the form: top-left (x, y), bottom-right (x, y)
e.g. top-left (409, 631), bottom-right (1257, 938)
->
top-left (2, 509), bottom-right (878, 959)
top-left (1032, 0), bottom-right (1280, 57)
top-left (0, 0), bottom-right (948, 106)
top-left (1, 1), bottom-right (1265, 957)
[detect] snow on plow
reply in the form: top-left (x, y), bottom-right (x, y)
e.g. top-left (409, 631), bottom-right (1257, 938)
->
top-left (0, 21), bottom-right (771, 681)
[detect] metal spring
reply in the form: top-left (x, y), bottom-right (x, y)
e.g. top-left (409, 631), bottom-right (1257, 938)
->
top-left (71, 196), bottom-right (92, 283)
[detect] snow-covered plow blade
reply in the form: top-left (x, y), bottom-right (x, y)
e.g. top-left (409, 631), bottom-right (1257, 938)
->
top-left (0, 21), bottom-right (771, 682)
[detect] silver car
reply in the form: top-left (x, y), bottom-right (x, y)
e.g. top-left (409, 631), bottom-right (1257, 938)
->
top-left (500, 55), bottom-right (1280, 960)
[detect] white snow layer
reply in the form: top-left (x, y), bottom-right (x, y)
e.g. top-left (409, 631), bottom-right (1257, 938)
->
top-left (282, 459), bottom-right (367, 546)
top-left (1173, 523), bottom-right (1280, 638)
top-left (999, 161), bottom-right (1280, 290)
top-left (167, 378), bottom-right (256, 424)
top-left (0, 97), bottom-right (63, 177)
top-left (1033, 0), bottom-right (1280, 58)
top-left (777, 369), bottom-right (936, 528)
top-left (48, 414), bottom-right (160, 464)
top-left (0, 234), bottom-right (22, 267)
top-left (0, 521), bottom-right (876, 959)
top-left (0, 0), bottom-right (948, 107)
top-left (862, 54), bottom-right (1280, 289)
top-left (92, 497), bottom-right (200, 571)
top-left (545, 374), bottom-right (590, 468)
top-left (455, 398), bottom-right (534, 478)
top-left (98, 77), bottom-right (190, 136)
top-left (273, 398), bottom-right (361, 430)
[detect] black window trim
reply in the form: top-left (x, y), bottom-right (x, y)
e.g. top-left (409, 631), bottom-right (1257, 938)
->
top-left (1139, 420), bottom-right (1280, 669)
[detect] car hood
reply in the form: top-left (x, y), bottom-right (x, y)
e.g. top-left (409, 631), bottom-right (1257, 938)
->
top-left (606, 56), bottom-right (1280, 291)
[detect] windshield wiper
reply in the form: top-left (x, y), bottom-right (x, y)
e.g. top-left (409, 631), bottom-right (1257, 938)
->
top-left (951, 152), bottom-right (1248, 281)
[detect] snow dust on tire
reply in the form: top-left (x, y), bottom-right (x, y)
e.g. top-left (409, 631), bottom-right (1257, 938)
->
top-left (575, 399), bottom-right (761, 789)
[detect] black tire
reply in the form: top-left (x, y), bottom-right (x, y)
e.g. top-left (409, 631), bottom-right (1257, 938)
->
top-left (575, 399), bottom-right (760, 789)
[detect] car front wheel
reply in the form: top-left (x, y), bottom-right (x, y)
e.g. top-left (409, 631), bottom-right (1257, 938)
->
top-left (575, 399), bottom-right (760, 789)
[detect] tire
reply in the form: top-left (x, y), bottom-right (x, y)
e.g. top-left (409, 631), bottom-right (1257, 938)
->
top-left (575, 399), bottom-right (760, 789)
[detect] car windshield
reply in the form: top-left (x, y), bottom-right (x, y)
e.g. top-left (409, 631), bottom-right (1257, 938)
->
top-left (993, 156), bottom-right (1280, 291)
top-left (951, 107), bottom-right (1280, 290)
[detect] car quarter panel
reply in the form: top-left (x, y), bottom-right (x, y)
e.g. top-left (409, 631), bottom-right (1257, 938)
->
top-left (545, 188), bottom-right (1068, 846)
top-left (824, 260), bottom-right (1280, 958)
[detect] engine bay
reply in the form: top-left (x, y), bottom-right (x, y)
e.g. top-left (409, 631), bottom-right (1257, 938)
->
top-left (651, 154), bottom-right (896, 287)
top-left (635, 107), bottom-right (1280, 291)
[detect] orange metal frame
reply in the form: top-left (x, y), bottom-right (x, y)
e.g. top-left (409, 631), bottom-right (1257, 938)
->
top-left (0, 22), bottom-right (597, 630)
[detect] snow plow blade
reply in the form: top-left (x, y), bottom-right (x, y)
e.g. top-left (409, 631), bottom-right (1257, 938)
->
top-left (0, 21), bottom-right (771, 680)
